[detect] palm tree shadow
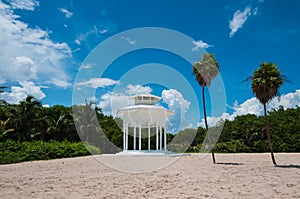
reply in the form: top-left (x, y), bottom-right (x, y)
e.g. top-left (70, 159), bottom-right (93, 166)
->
top-left (216, 162), bottom-right (243, 166)
top-left (275, 164), bottom-right (300, 169)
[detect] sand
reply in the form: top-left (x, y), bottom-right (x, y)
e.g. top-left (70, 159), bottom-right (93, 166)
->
top-left (0, 153), bottom-right (299, 198)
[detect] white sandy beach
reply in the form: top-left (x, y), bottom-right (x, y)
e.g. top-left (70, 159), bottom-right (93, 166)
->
top-left (0, 153), bottom-right (299, 198)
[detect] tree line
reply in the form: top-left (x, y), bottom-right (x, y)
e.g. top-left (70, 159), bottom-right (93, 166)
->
top-left (0, 97), bottom-right (124, 152)
top-left (179, 106), bottom-right (300, 154)
top-left (1, 95), bottom-right (299, 155)
top-left (0, 97), bottom-right (119, 164)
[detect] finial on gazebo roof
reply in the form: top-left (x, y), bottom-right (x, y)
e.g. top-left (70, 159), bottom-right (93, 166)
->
top-left (131, 94), bottom-right (161, 105)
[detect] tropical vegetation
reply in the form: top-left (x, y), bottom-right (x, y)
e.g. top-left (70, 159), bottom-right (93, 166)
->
top-left (0, 94), bottom-right (299, 164)
top-left (181, 106), bottom-right (300, 154)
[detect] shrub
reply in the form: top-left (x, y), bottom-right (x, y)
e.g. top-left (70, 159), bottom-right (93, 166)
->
top-left (214, 140), bottom-right (251, 153)
top-left (0, 140), bottom-right (100, 164)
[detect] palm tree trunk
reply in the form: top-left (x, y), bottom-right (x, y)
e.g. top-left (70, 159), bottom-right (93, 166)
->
top-left (263, 103), bottom-right (277, 166)
top-left (202, 86), bottom-right (216, 164)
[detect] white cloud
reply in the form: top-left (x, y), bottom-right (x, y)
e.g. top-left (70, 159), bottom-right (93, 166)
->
top-left (12, 56), bottom-right (37, 80)
top-left (232, 98), bottom-right (262, 116)
top-left (59, 8), bottom-right (73, 18)
top-left (229, 7), bottom-right (252, 37)
top-left (229, 6), bottom-right (261, 37)
top-left (99, 29), bottom-right (108, 34)
top-left (88, 96), bottom-right (97, 102)
top-left (8, 0), bottom-right (39, 11)
top-left (125, 84), bottom-right (152, 95)
top-left (185, 123), bottom-right (193, 129)
top-left (162, 89), bottom-right (190, 113)
top-left (0, 1), bottom-right (72, 87)
top-left (192, 40), bottom-right (212, 51)
top-left (199, 90), bottom-right (300, 127)
top-left (0, 81), bottom-right (45, 104)
top-left (198, 112), bottom-right (231, 127)
top-left (72, 48), bottom-right (80, 53)
top-left (121, 36), bottom-right (136, 45)
top-left (47, 78), bottom-right (71, 88)
top-left (253, 7), bottom-right (259, 16)
top-left (99, 91), bottom-right (130, 116)
top-left (75, 26), bottom-right (99, 45)
top-left (162, 89), bottom-right (191, 132)
top-left (269, 90), bottom-right (300, 109)
top-left (0, 1), bottom-right (9, 9)
top-left (79, 63), bottom-right (94, 70)
top-left (75, 26), bottom-right (108, 46)
top-left (74, 39), bottom-right (81, 45)
top-left (77, 78), bottom-right (119, 88)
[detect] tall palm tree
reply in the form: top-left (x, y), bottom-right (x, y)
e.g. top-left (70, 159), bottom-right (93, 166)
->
top-left (192, 53), bottom-right (219, 164)
top-left (247, 62), bottom-right (287, 166)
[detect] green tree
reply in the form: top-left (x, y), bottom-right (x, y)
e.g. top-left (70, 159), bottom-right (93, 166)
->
top-left (0, 118), bottom-right (14, 140)
top-left (41, 105), bottom-right (78, 142)
top-left (247, 62), bottom-right (287, 165)
top-left (268, 106), bottom-right (300, 152)
top-left (72, 102), bottom-right (98, 143)
top-left (192, 53), bottom-right (219, 163)
top-left (73, 102), bottom-right (120, 153)
top-left (11, 96), bottom-right (42, 142)
top-left (44, 115), bottom-right (68, 141)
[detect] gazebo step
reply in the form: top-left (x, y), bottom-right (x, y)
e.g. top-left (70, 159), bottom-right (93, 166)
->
top-left (116, 150), bottom-right (177, 156)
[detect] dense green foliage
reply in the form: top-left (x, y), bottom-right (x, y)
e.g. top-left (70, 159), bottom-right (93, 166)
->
top-left (0, 96), bottom-right (121, 164)
top-left (0, 140), bottom-right (99, 164)
top-left (0, 95), bottom-right (299, 164)
top-left (183, 106), bottom-right (300, 153)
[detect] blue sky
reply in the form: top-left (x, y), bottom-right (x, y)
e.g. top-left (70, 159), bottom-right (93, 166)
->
top-left (0, 0), bottom-right (300, 132)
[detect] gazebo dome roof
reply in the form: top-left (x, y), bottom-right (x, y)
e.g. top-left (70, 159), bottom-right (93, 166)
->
top-left (116, 94), bottom-right (174, 127)
top-left (116, 105), bottom-right (174, 127)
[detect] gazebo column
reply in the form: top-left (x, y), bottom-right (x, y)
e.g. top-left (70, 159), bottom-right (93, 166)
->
top-left (164, 124), bottom-right (167, 151)
top-left (133, 125), bottom-right (136, 150)
top-left (148, 124), bottom-right (151, 150)
top-left (123, 122), bottom-right (126, 151)
top-left (156, 125), bottom-right (158, 151)
top-left (139, 125), bottom-right (142, 150)
top-left (159, 125), bottom-right (162, 150)
top-left (125, 123), bottom-right (129, 150)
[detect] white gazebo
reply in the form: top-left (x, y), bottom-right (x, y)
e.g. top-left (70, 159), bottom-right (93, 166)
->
top-left (116, 94), bottom-right (175, 155)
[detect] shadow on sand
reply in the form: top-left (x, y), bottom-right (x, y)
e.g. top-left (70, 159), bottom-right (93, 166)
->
top-left (216, 162), bottom-right (243, 166)
top-left (275, 164), bottom-right (300, 169)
